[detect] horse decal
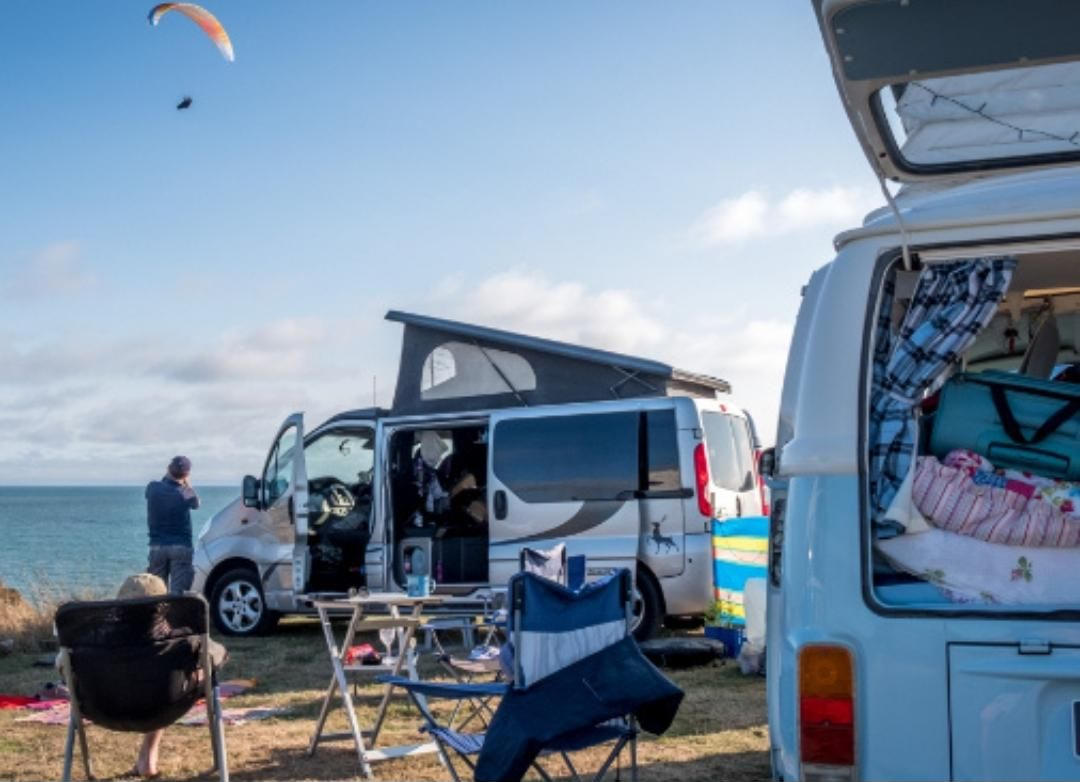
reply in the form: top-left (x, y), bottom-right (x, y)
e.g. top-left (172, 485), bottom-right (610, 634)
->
top-left (650, 519), bottom-right (677, 554)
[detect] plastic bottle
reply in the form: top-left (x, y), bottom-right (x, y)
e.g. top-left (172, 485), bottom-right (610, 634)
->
top-left (410, 547), bottom-right (428, 577)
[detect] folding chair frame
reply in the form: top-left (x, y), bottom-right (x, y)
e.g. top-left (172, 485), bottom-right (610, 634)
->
top-left (59, 594), bottom-right (228, 782)
top-left (392, 681), bottom-right (638, 782)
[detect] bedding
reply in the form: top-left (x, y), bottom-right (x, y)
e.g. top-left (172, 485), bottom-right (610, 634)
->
top-left (877, 527), bottom-right (1080, 605)
top-left (911, 449), bottom-right (1080, 546)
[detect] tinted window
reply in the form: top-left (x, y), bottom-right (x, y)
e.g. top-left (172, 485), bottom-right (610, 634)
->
top-left (701, 412), bottom-right (753, 492)
top-left (494, 412), bottom-right (638, 502)
top-left (645, 410), bottom-right (680, 491)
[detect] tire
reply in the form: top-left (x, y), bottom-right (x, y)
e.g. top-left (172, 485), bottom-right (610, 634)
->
top-left (631, 567), bottom-right (664, 642)
top-left (209, 567), bottom-right (280, 636)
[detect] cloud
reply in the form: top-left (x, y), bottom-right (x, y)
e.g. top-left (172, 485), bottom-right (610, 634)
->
top-left (1, 272), bottom-right (793, 483)
top-left (428, 269), bottom-right (791, 438)
top-left (6, 241), bottom-right (97, 299)
top-left (690, 185), bottom-right (879, 247)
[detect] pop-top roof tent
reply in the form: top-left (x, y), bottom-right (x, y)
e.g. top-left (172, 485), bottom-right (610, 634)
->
top-left (386, 310), bottom-right (730, 416)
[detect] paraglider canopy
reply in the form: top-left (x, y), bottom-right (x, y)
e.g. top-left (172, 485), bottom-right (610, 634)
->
top-left (148, 3), bottom-right (234, 62)
top-left (176, 96), bottom-right (193, 110)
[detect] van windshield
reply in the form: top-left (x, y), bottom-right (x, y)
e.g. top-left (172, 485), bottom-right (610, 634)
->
top-left (701, 411), bottom-right (754, 493)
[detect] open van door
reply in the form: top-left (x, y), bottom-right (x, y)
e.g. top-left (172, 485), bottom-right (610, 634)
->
top-left (259, 413), bottom-right (310, 596)
top-left (487, 407), bottom-right (644, 587)
top-left (814, 0), bottom-right (1080, 183)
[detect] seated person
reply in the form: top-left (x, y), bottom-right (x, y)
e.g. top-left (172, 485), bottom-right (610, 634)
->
top-left (116, 573), bottom-right (227, 778)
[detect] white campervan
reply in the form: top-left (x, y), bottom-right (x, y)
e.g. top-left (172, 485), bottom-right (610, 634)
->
top-left (768, 3), bottom-right (1080, 781)
top-left (192, 311), bottom-right (764, 640)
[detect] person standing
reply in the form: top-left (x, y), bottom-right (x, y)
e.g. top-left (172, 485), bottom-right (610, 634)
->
top-left (145, 456), bottom-right (200, 594)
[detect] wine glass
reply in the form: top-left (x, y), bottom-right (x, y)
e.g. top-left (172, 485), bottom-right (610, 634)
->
top-left (378, 627), bottom-right (396, 665)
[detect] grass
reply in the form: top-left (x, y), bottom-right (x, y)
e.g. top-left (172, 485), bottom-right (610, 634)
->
top-left (0, 576), bottom-right (104, 654)
top-left (0, 614), bottom-right (770, 781)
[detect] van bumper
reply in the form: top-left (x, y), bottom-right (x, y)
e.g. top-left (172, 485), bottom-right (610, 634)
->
top-left (660, 531), bottom-right (712, 616)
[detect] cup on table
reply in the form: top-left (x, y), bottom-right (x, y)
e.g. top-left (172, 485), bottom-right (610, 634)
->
top-left (406, 574), bottom-right (436, 597)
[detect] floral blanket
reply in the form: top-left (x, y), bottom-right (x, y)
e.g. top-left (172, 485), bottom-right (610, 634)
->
top-left (911, 449), bottom-right (1080, 546)
top-left (876, 527), bottom-right (1077, 605)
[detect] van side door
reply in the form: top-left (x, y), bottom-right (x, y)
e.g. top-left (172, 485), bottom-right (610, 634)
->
top-left (487, 407), bottom-right (643, 586)
top-left (638, 408), bottom-right (687, 578)
top-left (259, 413), bottom-right (309, 596)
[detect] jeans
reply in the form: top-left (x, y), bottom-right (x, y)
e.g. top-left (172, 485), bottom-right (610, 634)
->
top-left (147, 545), bottom-right (195, 594)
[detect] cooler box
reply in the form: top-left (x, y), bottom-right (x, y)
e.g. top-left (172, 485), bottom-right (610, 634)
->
top-left (709, 516), bottom-right (768, 657)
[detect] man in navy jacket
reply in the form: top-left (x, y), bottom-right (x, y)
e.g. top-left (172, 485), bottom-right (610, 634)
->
top-left (145, 456), bottom-right (200, 594)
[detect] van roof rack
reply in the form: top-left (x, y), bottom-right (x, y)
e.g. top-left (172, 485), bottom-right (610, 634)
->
top-left (385, 310), bottom-right (730, 415)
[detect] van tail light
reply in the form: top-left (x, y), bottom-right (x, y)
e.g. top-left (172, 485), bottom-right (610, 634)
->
top-left (693, 443), bottom-right (713, 518)
top-left (799, 644), bottom-right (856, 781)
top-left (755, 450), bottom-right (770, 517)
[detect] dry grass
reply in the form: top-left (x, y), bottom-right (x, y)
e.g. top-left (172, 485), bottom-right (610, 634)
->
top-left (0, 616), bottom-right (770, 782)
top-left (0, 577), bottom-right (102, 654)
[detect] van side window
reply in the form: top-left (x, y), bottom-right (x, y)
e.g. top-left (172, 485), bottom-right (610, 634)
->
top-left (645, 410), bottom-right (680, 492)
top-left (263, 425), bottom-right (298, 506)
top-left (494, 412), bottom-right (639, 502)
top-left (701, 412), bottom-right (753, 492)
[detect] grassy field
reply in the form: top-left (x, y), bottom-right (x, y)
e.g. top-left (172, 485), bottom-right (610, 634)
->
top-left (0, 616), bottom-right (769, 781)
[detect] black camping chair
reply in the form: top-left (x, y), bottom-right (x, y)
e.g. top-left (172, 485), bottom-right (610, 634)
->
top-left (54, 594), bottom-right (228, 782)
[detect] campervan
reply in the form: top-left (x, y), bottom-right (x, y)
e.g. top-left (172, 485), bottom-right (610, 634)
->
top-left (191, 311), bottom-right (764, 640)
top-left (768, 2), bottom-right (1080, 780)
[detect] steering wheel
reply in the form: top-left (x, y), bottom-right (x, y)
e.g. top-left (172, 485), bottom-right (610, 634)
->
top-left (310, 481), bottom-right (356, 527)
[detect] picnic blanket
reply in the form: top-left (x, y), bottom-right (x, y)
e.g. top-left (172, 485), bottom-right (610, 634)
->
top-left (12, 680), bottom-right (281, 727)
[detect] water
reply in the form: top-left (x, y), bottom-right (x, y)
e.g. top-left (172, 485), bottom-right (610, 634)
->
top-left (0, 485), bottom-right (238, 600)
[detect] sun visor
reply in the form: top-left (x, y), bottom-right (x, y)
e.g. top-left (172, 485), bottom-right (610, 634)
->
top-left (815, 0), bottom-right (1080, 182)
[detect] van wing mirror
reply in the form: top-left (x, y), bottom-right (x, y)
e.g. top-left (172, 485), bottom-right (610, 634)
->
top-left (759, 447), bottom-right (777, 480)
top-left (242, 475), bottom-right (261, 508)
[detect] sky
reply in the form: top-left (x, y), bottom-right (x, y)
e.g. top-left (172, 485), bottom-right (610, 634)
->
top-left (0, 1), bottom-right (882, 486)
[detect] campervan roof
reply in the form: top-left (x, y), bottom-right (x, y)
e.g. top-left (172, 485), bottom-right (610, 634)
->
top-left (385, 310), bottom-right (730, 415)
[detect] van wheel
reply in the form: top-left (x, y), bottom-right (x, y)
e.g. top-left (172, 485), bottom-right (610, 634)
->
top-left (632, 568), bottom-right (663, 641)
top-left (209, 568), bottom-right (279, 636)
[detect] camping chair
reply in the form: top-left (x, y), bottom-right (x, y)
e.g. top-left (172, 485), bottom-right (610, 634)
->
top-left (436, 547), bottom-right (588, 731)
top-left (384, 569), bottom-right (639, 782)
top-left (54, 594), bottom-right (228, 782)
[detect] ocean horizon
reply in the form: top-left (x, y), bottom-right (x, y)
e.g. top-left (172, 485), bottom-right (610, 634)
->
top-left (0, 485), bottom-right (239, 600)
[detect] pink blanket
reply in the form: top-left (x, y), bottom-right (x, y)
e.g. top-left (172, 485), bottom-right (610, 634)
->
top-left (913, 450), bottom-right (1080, 546)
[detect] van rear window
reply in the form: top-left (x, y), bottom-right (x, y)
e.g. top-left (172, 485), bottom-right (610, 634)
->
top-left (701, 412), bottom-right (754, 492)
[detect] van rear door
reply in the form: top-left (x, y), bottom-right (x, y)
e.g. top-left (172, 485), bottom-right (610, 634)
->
top-left (699, 408), bottom-right (760, 519)
top-left (487, 406), bottom-right (646, 585)
top-left (813, 0), bottom-right (1080, 183)
top-left (949, 643), bottom-right (1080, 780)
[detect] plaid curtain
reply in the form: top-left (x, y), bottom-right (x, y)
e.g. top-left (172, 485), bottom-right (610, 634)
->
top-left (869, 256), bottom-right (1016, 518)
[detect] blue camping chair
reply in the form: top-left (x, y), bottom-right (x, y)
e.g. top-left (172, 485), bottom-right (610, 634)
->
top-left (383, 569), bottom-right (639, 782)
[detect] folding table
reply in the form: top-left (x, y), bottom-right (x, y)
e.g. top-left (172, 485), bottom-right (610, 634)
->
top-left (307, 592), bottom-right (444, 778)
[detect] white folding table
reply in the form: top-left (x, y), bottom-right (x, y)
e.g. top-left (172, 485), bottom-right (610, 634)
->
top-left (307, 592), bottom-right (445, 778)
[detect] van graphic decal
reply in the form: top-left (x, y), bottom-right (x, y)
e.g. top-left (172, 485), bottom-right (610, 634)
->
top-left (494, 500), bottom-right (624, 546)
top-left (650, 519), bottom-right (678, 554)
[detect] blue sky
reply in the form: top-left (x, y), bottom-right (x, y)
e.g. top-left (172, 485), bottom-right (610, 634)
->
top-left (1, 1), bottom-right (879, 484)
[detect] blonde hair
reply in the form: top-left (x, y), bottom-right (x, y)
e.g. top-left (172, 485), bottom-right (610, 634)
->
top-left (117, 573), bottom-right (168, 600)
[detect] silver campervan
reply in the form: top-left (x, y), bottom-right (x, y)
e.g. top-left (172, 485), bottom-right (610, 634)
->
top-left (191, 311), bottom-right (764, 639)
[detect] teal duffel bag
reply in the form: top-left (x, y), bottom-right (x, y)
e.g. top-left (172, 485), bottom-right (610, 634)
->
top-left (929, 371), bottom-right (1080, 479)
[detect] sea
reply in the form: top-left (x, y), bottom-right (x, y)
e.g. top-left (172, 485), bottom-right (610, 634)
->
top-left (0, 485), bottom-right (239, 602)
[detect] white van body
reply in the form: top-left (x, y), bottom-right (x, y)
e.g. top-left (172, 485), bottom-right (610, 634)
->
top-left (770, 3), bottom-right (1080, 780)
top-left (192, 314), bottom-right (763, 640)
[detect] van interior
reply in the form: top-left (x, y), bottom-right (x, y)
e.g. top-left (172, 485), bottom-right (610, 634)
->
top-left (870, 248), bottom-right (1080, 610)
top-left (304, 427), bottom-right (376, 593)
top-left (388, 423), bottom-right (490, 589)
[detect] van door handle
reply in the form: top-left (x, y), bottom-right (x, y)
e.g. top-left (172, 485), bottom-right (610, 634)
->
top-left (494, 490), bottom-right (507, 521)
